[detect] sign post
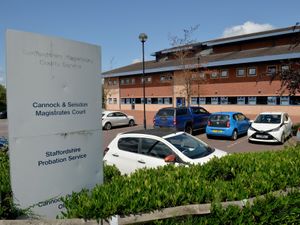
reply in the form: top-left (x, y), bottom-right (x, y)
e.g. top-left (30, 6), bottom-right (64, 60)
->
top-left (6, 30), bottom-right (102, 218)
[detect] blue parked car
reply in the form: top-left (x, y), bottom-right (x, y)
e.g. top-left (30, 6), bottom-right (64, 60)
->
top-left (153, 106), bottom-right (210, 134)
top-left (206, 112), bottom-right (250, 140)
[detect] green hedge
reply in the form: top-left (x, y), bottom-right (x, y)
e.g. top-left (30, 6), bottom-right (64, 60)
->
top-left (0, 150), bottom-right (23, 219)
top-left (61, 146), bottom-right (300, 220)
top-left (151, 191), bottom-right (300, 224)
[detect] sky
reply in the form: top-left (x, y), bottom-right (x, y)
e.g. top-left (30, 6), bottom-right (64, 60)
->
top-left (0, 0), bottom-right (300, 86)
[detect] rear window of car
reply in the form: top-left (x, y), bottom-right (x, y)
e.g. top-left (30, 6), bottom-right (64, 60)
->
top-left (209, 114), bottom-right (230, 121)
top-left (157, 109), bottom-right (174, 117)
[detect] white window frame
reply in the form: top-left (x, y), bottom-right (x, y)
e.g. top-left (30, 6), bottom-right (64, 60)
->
top-left (280, 96), bottom-right (290, 105)
top-left (220, 70), bottom-right (229, 78)
top-left (211, 97), bottom-right (219, 105)
top-left (237, 97), bottom-right (245, 105)
top-left (248, 67), bottom-right (257, 76)
top-left (236, 68), bottom-right (246, 77)
top-left (267, 65), bottom-right (277, 76)
top-left (248, 96), bottom-right (257, 105)
top-left (267, 96), bottom-right (277, 105)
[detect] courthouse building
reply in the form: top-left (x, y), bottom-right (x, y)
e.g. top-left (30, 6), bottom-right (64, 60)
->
top-left (102, 25), bottom-right (300, 124)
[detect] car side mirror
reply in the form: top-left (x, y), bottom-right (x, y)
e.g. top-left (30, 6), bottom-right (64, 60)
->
top-left (164, 154), bottom-right (176, 163)
top-left (249, 120), bottom-right (254, 124)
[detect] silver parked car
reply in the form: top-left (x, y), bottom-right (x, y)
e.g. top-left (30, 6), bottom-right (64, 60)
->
top-left (102, 111), bottom-right (135, 130)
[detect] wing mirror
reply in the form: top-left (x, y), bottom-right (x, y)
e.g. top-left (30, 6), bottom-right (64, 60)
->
top-left (164, 154), bottom-right (176, 163)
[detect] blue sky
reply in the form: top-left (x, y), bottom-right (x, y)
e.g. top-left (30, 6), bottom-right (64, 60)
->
top-left (0, 0), bottom-right (299, 85)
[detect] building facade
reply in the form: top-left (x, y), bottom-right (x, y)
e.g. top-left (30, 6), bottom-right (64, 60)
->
top-left (103, 26), bottom-right (300, 124)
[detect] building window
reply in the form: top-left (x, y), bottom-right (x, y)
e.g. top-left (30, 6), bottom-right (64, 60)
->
top-left (281, 65), bottom-right (289, 72)
top-left (248, 67), bottom-right (257, 76)
top-left (280, 96), bottom-right (290, 105)
top-left (237, 97), bottom-right (245, 105)
top-left (199, 97), bottom-right (206, 105)
top-left (220, 97), bottom-right (228, 104)
top-left (191, 97), bottom-right (198, 105)
top-left (248, 96), bottom-right (257, 105)
top-left (120, 79), bottom-right (125, 85)
top-left (108, 98), bottom-right (112, 104)
top-left (121, 98), bottom-right (125, 104)
top-left (158, 98), bottom-right (163, 104)
top-left (267, 65), bottom-right (277, 76)
top-left (211, 97), bottom-right (219, 105)
top-left (125, 78), bottom-right (130, 84)
top-left (108, 80), bottom-right (113, 86)
top-left (113, 80), bottom-right (117, 85)
top-left (236, 68), bottom-right (246, 77)
top-left (210, 71), bottom-right (219, 79)
top-left (147, 98), bottom-right (152, 104)
top-left (125, 98), bottom-right (131, 104)
top-left (113, 98), bottom-right (117, 104)
top-left (131, 78), bottom-right (135, 84)
top-left (160, 74), bottom-right (173, 81)
top-left (220, 70), bottom-right (229, 78)
top-left (199, 72), bottom-right (206, 79)
top-left (267, 96), bottom-right (277, 105)
top-left (141, 76), bottom-right (152, 83)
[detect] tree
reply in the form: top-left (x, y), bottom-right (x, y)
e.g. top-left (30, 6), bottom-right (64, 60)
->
top-left (269, 23), bottom-right (300, 95)
top-left (169, 25), bottom-right (207, 106)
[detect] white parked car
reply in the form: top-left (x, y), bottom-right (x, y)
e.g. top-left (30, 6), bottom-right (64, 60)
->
top-left (248, 112), bottom-right (293, 144)
top-left (103, 129), bottom-right (227, 174)
top-left (102, 111), bottom-right (135, 130)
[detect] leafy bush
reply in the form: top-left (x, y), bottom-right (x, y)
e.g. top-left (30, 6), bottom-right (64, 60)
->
top-left (103, 164), bottom-right (121, 183)
top-left (0, 151), bottom-right (23, 219)
top-left (292, 123), bottom-right (300, 135)
top-left (61, 146), bottom-right (300, 220)
top-left (151, 191), bottom-right (300, 224)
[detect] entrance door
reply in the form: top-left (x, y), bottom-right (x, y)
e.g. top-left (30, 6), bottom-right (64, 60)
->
top-left (176, 97), bottom-right (185, 107)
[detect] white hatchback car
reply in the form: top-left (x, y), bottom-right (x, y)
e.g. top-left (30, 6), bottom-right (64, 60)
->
top-left (102, 111), bottom-right (135, 130)
top-left (248, 112), bottom-right (293, 144)
top-left (103, 129), bottom-right (227, 174)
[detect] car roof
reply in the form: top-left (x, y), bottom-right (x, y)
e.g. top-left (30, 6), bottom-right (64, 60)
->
top-left (210, 111), bottom-right (240, 115)
top-left (259, 112), bottom-right (285, 115)
top-left (124, 128), bottom-right (180, 138)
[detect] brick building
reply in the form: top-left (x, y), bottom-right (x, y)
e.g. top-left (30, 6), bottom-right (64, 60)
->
top-left (102, 26), bottom-right (300, 125)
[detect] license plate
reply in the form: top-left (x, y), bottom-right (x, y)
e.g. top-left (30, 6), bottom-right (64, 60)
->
top-left (256, 134), bottom-right (268, 139)
top-left (212, 130), bottom-right (222, 133)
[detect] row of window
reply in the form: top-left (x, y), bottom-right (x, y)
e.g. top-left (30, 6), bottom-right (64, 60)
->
top-left (108, 96), bottom-right (300, 106)
top-left (107, 65), bottom-right (289, 86)
top-left (191, 96), bottom-right (299, 105)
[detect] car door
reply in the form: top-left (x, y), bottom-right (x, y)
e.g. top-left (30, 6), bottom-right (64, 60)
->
top-left (115, 112), bottom-right (128, 126)
top-left (136, 137), bottom-right (174, 171)
top-left (106, 137), bottom-right (140, 174)
top-left (237, 113), bottom-right (250, 134)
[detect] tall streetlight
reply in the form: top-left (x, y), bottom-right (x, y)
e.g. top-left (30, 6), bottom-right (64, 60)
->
top-left (139, 33), bottom-right (148, 130)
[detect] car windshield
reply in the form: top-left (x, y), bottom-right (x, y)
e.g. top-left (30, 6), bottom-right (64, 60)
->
top-left (165, 133), bottom-right (214, 159)
top-left (254, 114), bottom-right (281, 124)
top-left (209, 114), bottom-right (230, 121)
top-left (102, 113), bottom-right (105, 118)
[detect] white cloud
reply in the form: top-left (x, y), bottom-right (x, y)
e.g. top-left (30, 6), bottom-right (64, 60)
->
top-left (132, 58), bottom-right (141, 64)
top-left (222, 21), bottom-right (274, 38)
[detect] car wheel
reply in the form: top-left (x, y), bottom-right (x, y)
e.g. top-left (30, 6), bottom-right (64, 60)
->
top-left (206, 134), bottom-right (212, 139)
top-left (231, 130), bottom-right (238, 140)
top-left (185, 125), bottom-right (193, 134)
top-left (129, 120), bottom-right (135, 127)
top-left (104, 122), bottom-right (112, 130)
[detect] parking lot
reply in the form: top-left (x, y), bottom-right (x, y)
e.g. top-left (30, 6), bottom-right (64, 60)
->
top-left (0, 119), bottom-right (297, 153)
top-left (103, 124), bottom-right (298, 153)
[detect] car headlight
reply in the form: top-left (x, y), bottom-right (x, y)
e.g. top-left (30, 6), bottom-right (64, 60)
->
top-left (249, 126), bottom-right (255, 131)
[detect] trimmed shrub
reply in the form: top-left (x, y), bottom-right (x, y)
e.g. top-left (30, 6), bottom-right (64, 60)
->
top-left (61, 145), bottom-right (300, 220)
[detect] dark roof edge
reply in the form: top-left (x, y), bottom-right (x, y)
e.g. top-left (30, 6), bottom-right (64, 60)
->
top-left (102, 52), bottom-right (300, 78)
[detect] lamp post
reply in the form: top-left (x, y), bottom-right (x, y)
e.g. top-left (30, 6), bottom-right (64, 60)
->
top-left (197, 57), bottom-right (200, 107)
top-left (139, 33), bottom-right (148, 130)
